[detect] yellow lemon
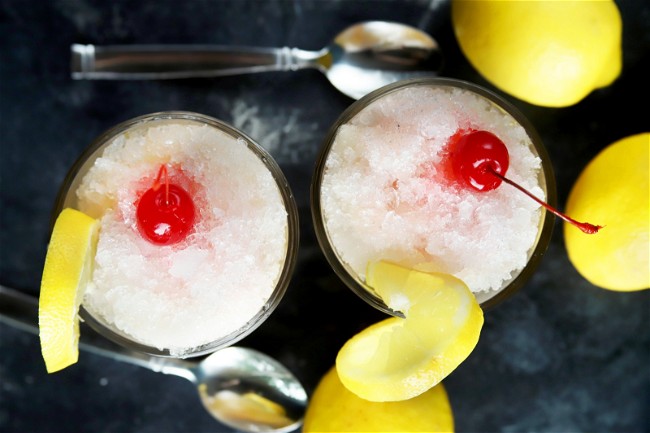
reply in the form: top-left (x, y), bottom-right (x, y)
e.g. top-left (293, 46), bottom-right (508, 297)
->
top-left (565, 133), bottom-right (650, 291)
top-left (452, 0), bottom-right (622, 107)
top-left (336, 261), bottom-right (483, 402)
top-left (304, 367), bottom-right (454, 433)
top-left (39, 208), bottom-right (99, 373)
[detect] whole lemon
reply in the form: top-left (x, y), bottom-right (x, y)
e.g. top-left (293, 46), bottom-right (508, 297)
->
top-left (303, 367), bottom-right (454, 432)
top-left (564, 133), bottom-right (649, 291)
top-left (452, 0), bottom-right (622, 107)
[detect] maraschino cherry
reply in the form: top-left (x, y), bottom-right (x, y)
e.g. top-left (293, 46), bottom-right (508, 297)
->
top-left (447, 129), bottom-right (602, 234)
top-left (136, 164), bottom-right (196, 245)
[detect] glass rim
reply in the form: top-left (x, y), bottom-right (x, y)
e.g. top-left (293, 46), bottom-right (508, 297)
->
top-left (310, 77), bottom-right (556, 315)
top-left (53, 111), bottom-right (300, 358)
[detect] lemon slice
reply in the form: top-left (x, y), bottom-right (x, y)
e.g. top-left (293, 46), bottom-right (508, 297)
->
top-left (39, 208), bottom-right (99, 373)
top-left (336, 261), bottom-right (483, 401)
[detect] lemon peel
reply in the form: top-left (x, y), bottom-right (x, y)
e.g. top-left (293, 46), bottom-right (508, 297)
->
top-left (304, 366), bottom-right (454, 432)
top-left (39, 208), bottom-right (99, 373)
top-left (565, 133), bottom-right (650, 291)
top-left (336, 261), bottom-right (483, 402)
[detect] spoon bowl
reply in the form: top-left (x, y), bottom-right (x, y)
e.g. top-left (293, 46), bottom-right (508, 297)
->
top-left (326, 21), bottom-right (443, 99)
top-left (157, 347), bottom-right (307, 432)
top-left (71, 21), bottom-right (443, 99)
top-left (197, 348), bottom-right (307, 432)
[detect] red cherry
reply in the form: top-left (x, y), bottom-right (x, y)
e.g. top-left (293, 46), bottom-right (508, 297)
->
top-left (136, 165), bottom-right (195, 245)
top-left (446, 129), bottom-right (602, 234)
top-left (450, 129), bottom-right (509, 191)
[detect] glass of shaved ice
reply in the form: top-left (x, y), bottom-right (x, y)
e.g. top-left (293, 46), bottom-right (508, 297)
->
top-left (311, 78), bottom-right (556, 313)
top-left (53, 111), bottom-right (299, 357)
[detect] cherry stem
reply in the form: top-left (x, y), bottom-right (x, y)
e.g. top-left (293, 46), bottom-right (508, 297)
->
top-left (486, 166), bottom-right (602, 234)
top-left (152, 164), bottom-right (170, 206)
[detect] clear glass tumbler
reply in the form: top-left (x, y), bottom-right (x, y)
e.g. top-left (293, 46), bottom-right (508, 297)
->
top-left (311, 78), bottom-right (556, 313)
top-left (53, 111), bottom-right (299, 357)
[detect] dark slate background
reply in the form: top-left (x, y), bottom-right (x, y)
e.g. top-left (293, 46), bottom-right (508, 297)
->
top-left (1, 1), bottom-right (648, 432)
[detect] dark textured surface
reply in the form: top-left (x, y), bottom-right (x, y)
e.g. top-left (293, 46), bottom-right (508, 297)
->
top-left (1, 1), bottom-right (649, 432)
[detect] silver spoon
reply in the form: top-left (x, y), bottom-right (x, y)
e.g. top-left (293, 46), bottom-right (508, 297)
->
top-left (71, 20), bottom-right (442, 99)
top-left (0, 285), bottom-right (307, 433)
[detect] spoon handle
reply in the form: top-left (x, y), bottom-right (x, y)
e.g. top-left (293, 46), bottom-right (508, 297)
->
top-left (0, 284), bottom-right (196, 376)
top-left (71, 44), bottom-right (326, 79)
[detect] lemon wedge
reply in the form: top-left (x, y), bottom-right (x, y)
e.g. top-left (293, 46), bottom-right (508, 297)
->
top-left (39, 208), bottom-right (99, 373)
top-left (336, 261), bottom-right (483, 401)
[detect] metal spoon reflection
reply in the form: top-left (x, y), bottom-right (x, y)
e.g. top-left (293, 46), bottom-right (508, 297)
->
top-left (71, 21), bottom-right (443, 99)
top-left (0, 285), bottom-right (307, 433)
